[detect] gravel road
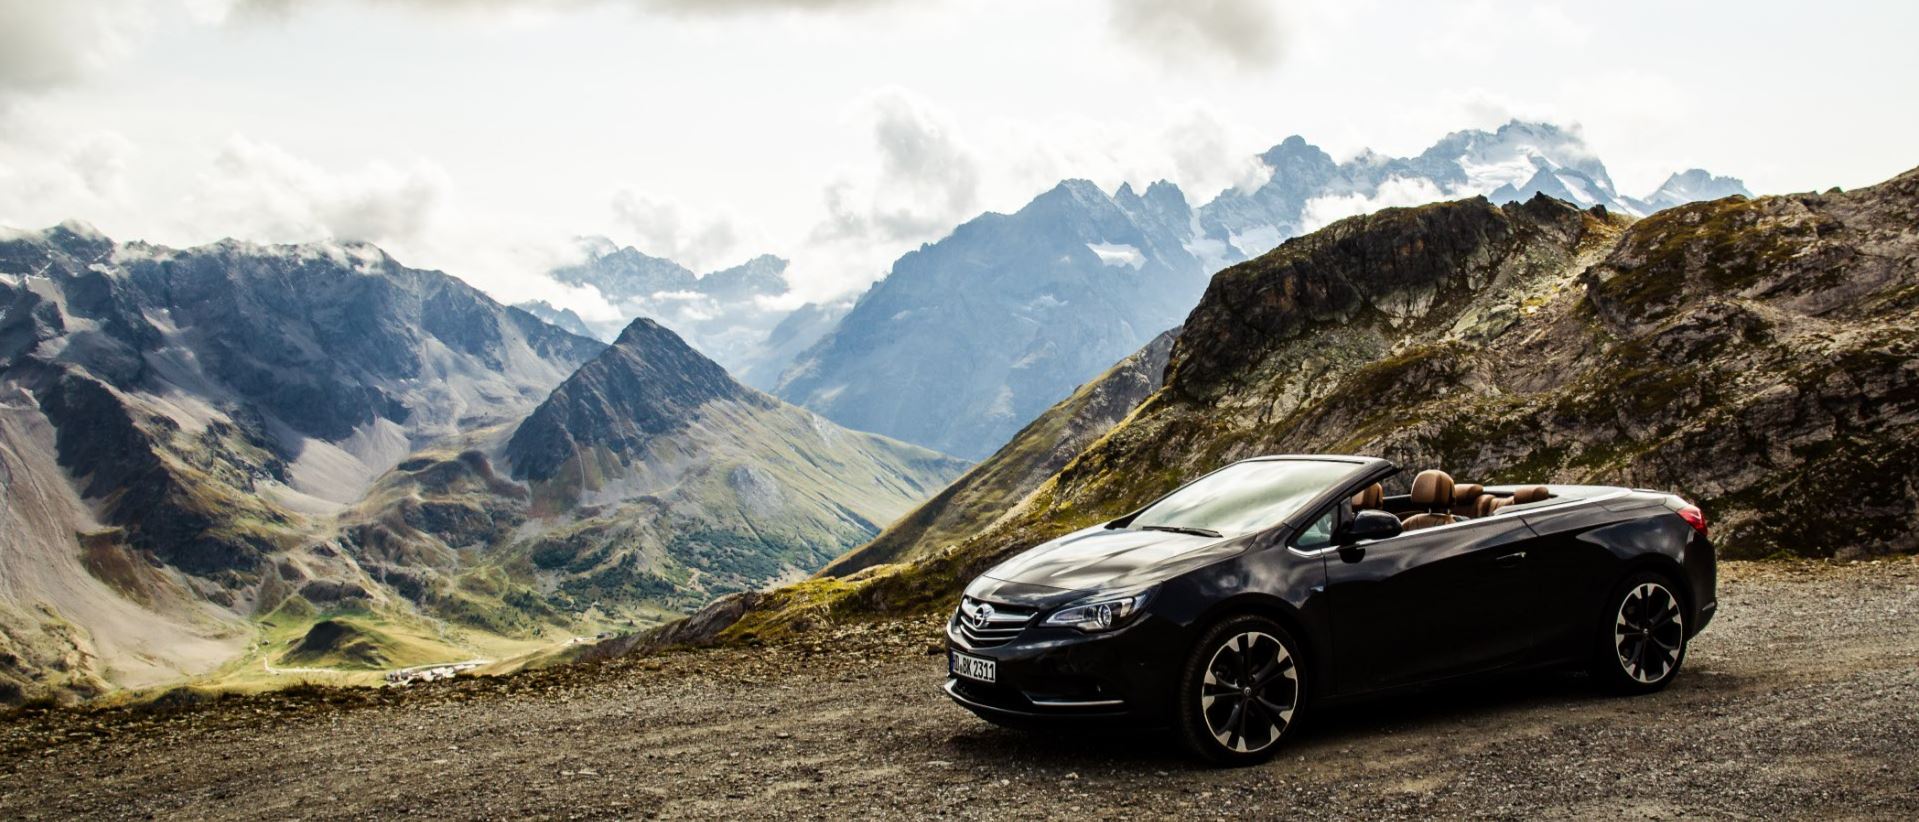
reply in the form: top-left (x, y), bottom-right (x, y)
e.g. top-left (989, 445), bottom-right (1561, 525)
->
top-left (3, 560), bottom-right (1917, 820)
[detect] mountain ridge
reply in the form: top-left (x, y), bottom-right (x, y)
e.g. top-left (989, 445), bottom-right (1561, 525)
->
top-left (0, 226), bottom-right (961, 704)
top-left (775, 120), bottom-right (1751, 460)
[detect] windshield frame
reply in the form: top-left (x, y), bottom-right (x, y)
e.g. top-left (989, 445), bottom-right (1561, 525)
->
top-left (1114, 456), bottom-right (1384, 540)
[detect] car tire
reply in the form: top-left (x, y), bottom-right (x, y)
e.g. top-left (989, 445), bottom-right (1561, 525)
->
top-left (1590, 570), bottom-right (1688, 694)
top-left (1175, 614), bottom-right (1305, 765)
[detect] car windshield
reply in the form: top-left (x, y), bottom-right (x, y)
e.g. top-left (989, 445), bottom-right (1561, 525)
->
top-left (1129, 460), bottom-right (1355, 538)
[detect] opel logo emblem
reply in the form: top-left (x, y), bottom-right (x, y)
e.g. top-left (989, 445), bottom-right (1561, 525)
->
top-left (971, 603), bottom-right (994, 629)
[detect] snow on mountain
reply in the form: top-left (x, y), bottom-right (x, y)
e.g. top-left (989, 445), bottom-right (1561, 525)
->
top-left (1628, 168), bottom-right (1755, 213)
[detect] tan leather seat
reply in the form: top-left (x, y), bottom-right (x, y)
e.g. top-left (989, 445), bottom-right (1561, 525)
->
top-left (1473, 494), bottom-right (1500, 517)
top-left (1351, 483), bottom-right (1384, 511)
top-left (1401, 470), bottom-right (1457, 530)
top-left (1512, 485), bottom-right (1552, 505)
top-left (1452, 483), bottom-right (1485, 517)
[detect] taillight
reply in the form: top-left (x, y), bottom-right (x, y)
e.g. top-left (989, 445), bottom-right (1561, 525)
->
top-left (1676, 504), bottom-right (1708, 537)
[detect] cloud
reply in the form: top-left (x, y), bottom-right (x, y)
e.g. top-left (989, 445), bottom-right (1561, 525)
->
top-left (1298, 175), bottom-right (1449, 234)
top-left (205, 0), bottom-right (895, 22)
top-left (642, 0), bottom-right (894, 14)
top-left (65, 132), bottom-right (135, 200)
top-left (813, 88), bottom-right (981, 247)
top-left (1156, 107), bottom-right (1272, 197)
top-left (182, 136), bottom-right (448, 245)
top-left (1107, 0), bottom-right (1291, 70)
top-left (0, 0), bottom-right (152, 109)
top-left (609, 190), bottom-right (752, 273)
top-left (0, 117), bottom-right (140, 232)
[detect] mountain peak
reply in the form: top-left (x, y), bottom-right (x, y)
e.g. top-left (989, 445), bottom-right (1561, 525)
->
top-left (1049, 178), bottom-right (1109, 200)
top-left (505, 316), bottom-right (760, 483)
top-left (1259, 135), bottom-right (1333, 169)
top-left (1646, 168), bottom-right (1752, 202)
top-left (698, 254), bottom-right (790, 300)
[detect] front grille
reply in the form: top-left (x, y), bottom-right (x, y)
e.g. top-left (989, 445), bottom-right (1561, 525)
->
top-left (954, 596), bottom-right (1036, 648)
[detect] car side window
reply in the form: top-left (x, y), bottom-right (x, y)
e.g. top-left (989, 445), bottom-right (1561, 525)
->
top-left (1292, 505), bottom-right (1339, 551)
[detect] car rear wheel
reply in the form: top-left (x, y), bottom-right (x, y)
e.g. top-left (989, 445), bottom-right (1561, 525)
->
top-left (1175, 614), bottom-right (1303, 765)
top-left (1591, 570), bottom-right (1688, 694)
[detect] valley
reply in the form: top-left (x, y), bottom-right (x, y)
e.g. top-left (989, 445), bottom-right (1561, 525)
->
top-left (0, 228), bottom-right (962, 704)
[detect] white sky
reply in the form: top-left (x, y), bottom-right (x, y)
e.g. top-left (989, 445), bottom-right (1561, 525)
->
top-left (2, 0), bottom-right (1915, 313)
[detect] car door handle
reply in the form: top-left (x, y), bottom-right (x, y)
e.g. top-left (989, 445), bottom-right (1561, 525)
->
top-left (1493, 551), bottom-right (1527, 567)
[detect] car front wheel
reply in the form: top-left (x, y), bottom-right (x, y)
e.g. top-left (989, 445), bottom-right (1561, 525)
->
top-left (1591, 570), bottom-right (1688, 694)
top-left (1175, 614), bottom-right (1304, 765)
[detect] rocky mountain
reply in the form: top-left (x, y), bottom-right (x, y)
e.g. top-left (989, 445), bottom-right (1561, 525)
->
top-left (737, 298), bottom-right (851, 389)
top-left (524, 239), bottom-right (835, 390)
top-left (776, 120), bottom-right (1748, 460)
top-left (515, 300), bottom-right (597, 340)
top-left (0, 224), bottom-right (606, 700)
top-left (670, 165), bottom-right (1919, 646)
top-left (777, 179), bottom-right (1207, 459)
top-left (1629, 168), bottom-right (1755, 214)
top-left (0, 223), bottom-right (966, 704)
top-left (342, 317), bottom-right (967, 623)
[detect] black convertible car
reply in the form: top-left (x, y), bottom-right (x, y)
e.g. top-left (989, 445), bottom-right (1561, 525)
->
top-left (943, 455), bottom-right (1716, 764)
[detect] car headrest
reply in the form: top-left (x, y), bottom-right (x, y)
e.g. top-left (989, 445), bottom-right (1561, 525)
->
top-left (1452, 483), bottom-right (1484, 505)
top-left (1409, 470), bottom-right (1454, 510)
top-left (1351, 482), bottom-right (1384, 510)
top-left (1473, 494), bottom-right (1498, 517)
top-left (1512, 485), bottom-right (1552, 504)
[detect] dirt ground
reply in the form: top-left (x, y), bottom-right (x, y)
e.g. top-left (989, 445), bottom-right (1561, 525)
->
top-left (3, 560), bottom-right (1917, 820)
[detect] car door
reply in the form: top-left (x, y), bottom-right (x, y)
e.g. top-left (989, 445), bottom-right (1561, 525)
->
top-left (1511, 498), bottom-right (1640, 656)
top-left (1320, 513), bottom-right (1546, 694)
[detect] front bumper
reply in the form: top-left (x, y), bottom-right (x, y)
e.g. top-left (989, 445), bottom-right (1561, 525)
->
top-left (940, 610), bottom-right (1185, 724)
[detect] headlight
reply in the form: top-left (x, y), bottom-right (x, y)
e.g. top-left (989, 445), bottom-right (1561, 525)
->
top-left (1043, 588), bottom-right (1152, 633)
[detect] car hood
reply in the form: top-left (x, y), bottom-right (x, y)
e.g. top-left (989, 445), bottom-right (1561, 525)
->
top-left (977, 525), bottom-right (1246, 599)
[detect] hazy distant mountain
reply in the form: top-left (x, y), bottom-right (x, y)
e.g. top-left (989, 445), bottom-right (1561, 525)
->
top-left (777, 179), bottom-right (1207, 459)
top-left (777, 120), bottom-right (1749, 459)
top-left (515, 299), bottom-right (596, 339)
top-left (1196, 121), bottom-right (1746, 261)
top-left (739, 298), bottom-right (851, 389)
top-left (1627, 168), bottom-right (1755, 214)
top-left (527, 239), bottom-right (815, 390)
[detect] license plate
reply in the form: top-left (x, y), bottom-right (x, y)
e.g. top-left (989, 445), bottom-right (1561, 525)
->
top-left (950, 651), bottom-right (996, 684)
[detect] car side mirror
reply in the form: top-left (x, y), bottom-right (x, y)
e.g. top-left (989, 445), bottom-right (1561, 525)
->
top-left (1337, 510), bottom-right (1402, 546)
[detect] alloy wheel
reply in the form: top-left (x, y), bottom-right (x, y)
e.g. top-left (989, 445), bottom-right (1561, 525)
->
top-left (1614, 582), bottom-right (1684, 684)
top-left (1199, 631), bottom-right (1298, 754)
